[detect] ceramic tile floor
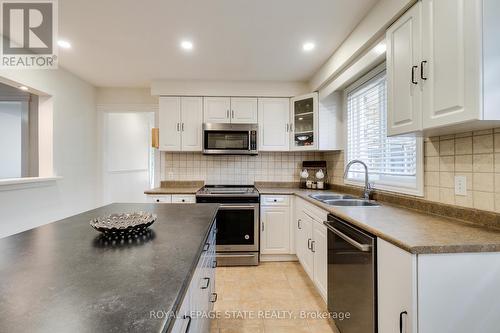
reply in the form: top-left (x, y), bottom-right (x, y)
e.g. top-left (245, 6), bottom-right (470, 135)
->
top-left (211, 262), bottom-right (338, 333)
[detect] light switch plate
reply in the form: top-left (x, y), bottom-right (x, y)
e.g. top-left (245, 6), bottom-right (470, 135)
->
top-left (455, 176), bottom-right (467, 196)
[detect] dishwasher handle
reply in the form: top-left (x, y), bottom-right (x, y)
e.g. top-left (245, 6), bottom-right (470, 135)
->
top-left (325, 223), bottom-right (372, 252)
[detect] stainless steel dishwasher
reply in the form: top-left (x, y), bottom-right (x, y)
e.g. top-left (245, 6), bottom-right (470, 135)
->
top-left (325, 214), bottom-right (376, 333)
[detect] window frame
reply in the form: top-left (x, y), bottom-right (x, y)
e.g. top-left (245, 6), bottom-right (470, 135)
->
top-left (343, 63), bottom-right (424, 197)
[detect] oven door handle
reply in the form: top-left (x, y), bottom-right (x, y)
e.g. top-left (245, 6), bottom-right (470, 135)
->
top-left (219, 205), bottom-right (257, 209)
top-left (325, 223), bottom-right (372, 252)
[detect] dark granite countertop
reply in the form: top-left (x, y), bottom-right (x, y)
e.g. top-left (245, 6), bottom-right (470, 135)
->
top-left (0, 203), bottom-right (218, 333)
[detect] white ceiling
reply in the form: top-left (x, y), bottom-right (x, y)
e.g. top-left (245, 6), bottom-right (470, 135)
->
top-left (58, 0), bottom-right (378, 87)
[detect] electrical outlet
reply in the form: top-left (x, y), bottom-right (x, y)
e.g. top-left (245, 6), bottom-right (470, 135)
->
top-left (455, 176), bottom-right (467, 196)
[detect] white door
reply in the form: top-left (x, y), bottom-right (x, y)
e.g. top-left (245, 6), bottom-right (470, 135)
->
top-left (421, 0), bottom-right (481, 129)
top-left (230, 97), bottom-right (258, 124)
top-left (386, 2), bottom-right (422, 136)
top-left (260, 206), bottom-right (290, 254)
top-left (312, 221), bottom-right (328, 301)
top-left (299, 213), bottom-right (314, 280)
top-left (203, 97), bottom-right (230, 123)
top-left (180, 97), bottom-right (203, 151)
top-left (290, 92), bottom-right (318, 150)
top-left (102, 112), bottom-right (154, 204)
top-left (378, 239), bottom-right (417, 333)
top-left (258, 98), bottom-right (290, 151)
top-left (159, 97), bottom-right (181, 151)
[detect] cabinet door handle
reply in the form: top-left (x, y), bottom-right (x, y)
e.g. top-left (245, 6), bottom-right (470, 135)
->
top-left (411, 66), bottom-right (418, 85)
top-left (399, 311), bottom-right (408, 333)
top-left (176, 123), bottom-right (180, 131)
top-left (307, 238), bottom-right (312, 250)
top-left (297, 219), bottom-right (302, 229)
top-left (261, 222), bottom-right (264, 232)
top-left (182, 315), bottom-right (192, 333)
top-left (181, 123), bottom-right (184, 131)
top-left (201, 277), bottom-right (210, 289)
top-left (286, 123), bottom-right (289, 132)
top-left (420, 60), bottom-right (427, 80)
top-left (203, 242), bottom-right (209, 252)
top-left (210, 292), bottom-right (218, 303)
top-left (226, 110), bottom-right (230, 118)
top-left (212, 260), bottom-right (217, 268)
top-left (231, 110), bottom-right (234, 118)
top-left (311, 240), bottom-right (316, 253)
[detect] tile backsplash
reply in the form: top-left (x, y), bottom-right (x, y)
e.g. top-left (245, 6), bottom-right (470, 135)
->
top-left (160, 152), bottom-right (324, 185)
top-left (324, 128), bottom-right (500, 213)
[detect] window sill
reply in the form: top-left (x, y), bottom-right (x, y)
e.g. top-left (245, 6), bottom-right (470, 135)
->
top-left (344, 179), bottom-right (424, 197)
top-left (0, 176), bottom-right (62, 191)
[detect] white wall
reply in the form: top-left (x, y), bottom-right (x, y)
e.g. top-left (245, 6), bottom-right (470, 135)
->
top-left (0, 68), bottom-right (99, 238)
top-left (151, 80), bottom-right (308, 97)
top-left (309, 0), bottom-right (414, 90)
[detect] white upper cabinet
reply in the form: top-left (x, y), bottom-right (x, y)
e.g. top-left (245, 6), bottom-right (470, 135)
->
top-left (180, 97), bottom-right (203, 151)
top-left (159, 97), bottom-right (182, 151)
top-left (230, 98), bottom-right (258, 124)
top-left (421, 0), bottom-right (480, 129)
top-left (204, 97), bottom-right (257, 124)
top-left (386, 0), bottom-right (500, 136)
top-left (204, 97), bottom-right (231, 123)
top-left (258, 98), bottom-right (290, 151)
top-left (159, 96), bottom-right (202, 151)
top-left (290, 93), bottom-right (318, 150)
top-left (386, 2), bottom-right (422, 136)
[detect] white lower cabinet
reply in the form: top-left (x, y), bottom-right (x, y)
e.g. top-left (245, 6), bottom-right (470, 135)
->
top-left (171, 223), bottom-right (217, 333)
top-left (147, 194), bottom-right (195, 204)
top-left (294, 197), bottom-right (328, 301)
top-left (147, 195), bottom-right (172, 203)
top-left (378, 239), bottom-right (417, 333)
top-left (171, 195), bottom-right (196, 204)
top-left (378, 238), bottom-right (500, 333)
top-left (260, 195), bottom-right (292, 255)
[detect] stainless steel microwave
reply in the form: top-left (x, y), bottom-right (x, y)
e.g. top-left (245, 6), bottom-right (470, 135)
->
top-left (203, 123), bottom-right (258, 155)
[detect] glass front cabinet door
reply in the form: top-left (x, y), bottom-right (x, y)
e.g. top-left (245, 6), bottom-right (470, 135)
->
top-left (290, 92), bottom-right (318, 150)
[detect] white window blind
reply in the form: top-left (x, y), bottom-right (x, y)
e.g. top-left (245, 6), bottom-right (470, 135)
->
top-left (346, 69), bottom-right (419, 192)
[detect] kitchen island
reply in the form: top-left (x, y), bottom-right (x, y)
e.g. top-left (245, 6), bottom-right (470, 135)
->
top-left (0, 203), bottom-right (218, 333)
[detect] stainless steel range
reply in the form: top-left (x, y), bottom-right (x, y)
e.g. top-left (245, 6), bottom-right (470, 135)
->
top-left (196, 185), bottom-right (259, 266)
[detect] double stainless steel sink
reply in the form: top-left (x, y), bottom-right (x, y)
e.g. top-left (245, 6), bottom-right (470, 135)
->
top-left (309, 193), bottom-right (380, 207)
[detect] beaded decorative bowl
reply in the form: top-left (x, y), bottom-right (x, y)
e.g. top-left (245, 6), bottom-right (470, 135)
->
top-left (90, 212), bottom-right (157, 235)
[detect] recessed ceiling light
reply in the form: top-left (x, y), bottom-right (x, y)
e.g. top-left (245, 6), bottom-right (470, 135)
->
top-left (302, 42), bottom-right (315, 52)
top-left (374, 42), bottom-right (386, 54)
top-left (57, 40), bottom-right (71, 49)
top-left (18, 86), bottom-right (28, 91)
top-left (180, 40), bottom-right (193, 51)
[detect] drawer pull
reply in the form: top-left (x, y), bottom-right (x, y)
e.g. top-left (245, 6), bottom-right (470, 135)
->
top-left (201, 277), bottom-right (210, 289)
top-left (297, 219), bottom-right (302, 229)
top-left (307, 238), bottom-right (312, 250)
top-left (212, 260), bottom-right (217, 268)
top-left (203, 243), bottom-right (209, 252)
top-left (210, 292), bottom-right (218, 303)
top-left (182, 315), bottom-right (192, 333)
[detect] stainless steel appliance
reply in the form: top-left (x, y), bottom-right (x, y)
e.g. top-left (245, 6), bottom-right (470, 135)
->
top-left (325, 214), bottom-right (377, 333)
top-left (203, 123), bottom-right (258, 155)
top-left (196, 185), bottom-right (259, 266)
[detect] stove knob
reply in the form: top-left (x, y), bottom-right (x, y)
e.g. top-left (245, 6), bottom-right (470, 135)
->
top-left (244, 235), bottom-right (250, 240)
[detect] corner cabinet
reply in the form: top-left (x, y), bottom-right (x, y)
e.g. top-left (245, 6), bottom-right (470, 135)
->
top-left (258, 98), bottom-right (291, 151)
top-left (203, 97), bottom-right (257, 124)
top-left (290, 93), bottom-right (318, 150)
top-left (386, 0), bottom-right (500, 137)
top-left (159, 97), bottom-right (203, 151)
